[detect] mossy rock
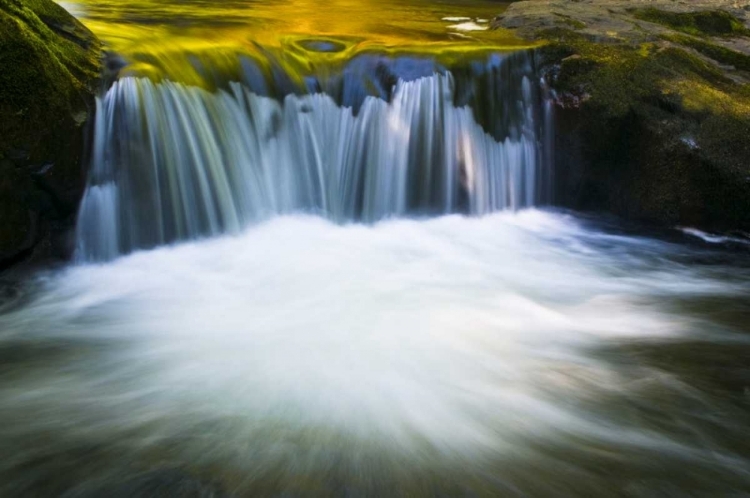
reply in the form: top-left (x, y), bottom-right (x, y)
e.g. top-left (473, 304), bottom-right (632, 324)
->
top-left (0, 0), bottom-right (101, 266)
top-left (661, 32), bottom-right (750, 73)
top-left (538, 28), bottom-right (750, 231)
top-left (633, 8), bottom-right (750, 38)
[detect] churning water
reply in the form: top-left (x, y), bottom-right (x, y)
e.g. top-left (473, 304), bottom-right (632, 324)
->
top-left (2, 211), bottom-right (750, 495)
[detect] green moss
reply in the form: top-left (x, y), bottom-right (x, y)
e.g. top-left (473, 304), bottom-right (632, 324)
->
top-left (554, 14), bottom-right (586, 31)
top-left (662, 32), bottom-right (750, 72)
top-left (633, 8), bottom-right (750, 38)
top-left (0, 0), bottom-right (101, 258)
top-left (540, 29), bottom-right (732, 120)
top-left (539, 27), bottom-right (750, 230)
top-left (0, 0), bottom-right (99, 92)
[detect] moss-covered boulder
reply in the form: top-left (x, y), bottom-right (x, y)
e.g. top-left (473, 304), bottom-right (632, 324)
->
top-left (0, 0), bottom-right (100, 268)
top-left (494, 1), bottom-right (750, 233)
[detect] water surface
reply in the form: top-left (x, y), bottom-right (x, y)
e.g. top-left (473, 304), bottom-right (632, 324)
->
top-left (59, 0), bottom-right (524, 84)
top-left (1, 211), bottom-right (749, 495)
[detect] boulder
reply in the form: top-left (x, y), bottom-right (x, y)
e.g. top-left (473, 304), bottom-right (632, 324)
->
top-left (496, 0), bottom-right (750, 233)
top-left (0, 0), bottom-right (100, 269)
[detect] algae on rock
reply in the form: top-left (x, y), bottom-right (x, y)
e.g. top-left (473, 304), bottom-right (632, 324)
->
top-left (0, 0), bottom-right (100, 267)
top-left (633, 8), bottom-right (750, 38)
top-left (494, 1), bottom-right (750, 233)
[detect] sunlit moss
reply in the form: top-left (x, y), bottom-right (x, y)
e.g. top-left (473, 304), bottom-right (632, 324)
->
top-left (555, 14), bottom-right (586, 31)
top-left (633, 8), bottom-right (750, 38)
top-left (539, 26), bottom-right (750, 229)
top-left (539, 28), bottom-right (745, 118)
top-left (661, 32), bottom-right (750, 73)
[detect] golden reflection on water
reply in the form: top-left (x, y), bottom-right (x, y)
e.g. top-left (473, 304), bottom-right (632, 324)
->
top-left (57, 0), bottom-right (531, 84)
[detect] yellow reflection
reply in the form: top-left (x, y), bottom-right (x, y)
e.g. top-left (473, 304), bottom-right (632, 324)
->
top-left (57, 0), bottom-right (536, 85)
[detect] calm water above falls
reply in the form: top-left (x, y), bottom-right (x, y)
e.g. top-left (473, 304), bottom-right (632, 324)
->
top-left (59, 0), bottom-right (527, 85)
top-left (1, 0), bottom-right (749, 495)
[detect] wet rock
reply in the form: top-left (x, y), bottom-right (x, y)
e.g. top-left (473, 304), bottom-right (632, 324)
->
top-left (0, 0), bottom-right (101, 269)
top-left (493, 0), bottom-right (750, 44)
top-left (103, 50), bottom-right (128, 86)
top-left (6, 147), bottom-right (30, 164)
top-left (497, 0), bottom-right (750, 233)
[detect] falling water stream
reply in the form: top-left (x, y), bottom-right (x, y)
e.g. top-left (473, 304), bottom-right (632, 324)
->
top-left (1, 0), bottom-right (749, 496)
top-left (76, 52), bottom-right (552, 260)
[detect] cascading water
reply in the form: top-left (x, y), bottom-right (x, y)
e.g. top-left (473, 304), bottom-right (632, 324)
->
top-left (5, 211), bottom-right (750, 496)
top-left (75, 52), bottom-right (554, 261)
top-left (4, 0), bottom-right (750, 495)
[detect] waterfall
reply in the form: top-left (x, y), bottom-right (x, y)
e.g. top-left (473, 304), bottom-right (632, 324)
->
top-left (76, 52), bottom-right (554, 261)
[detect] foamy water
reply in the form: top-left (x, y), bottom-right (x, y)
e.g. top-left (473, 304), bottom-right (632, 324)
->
top-left (1, 211), bottom-right (749, 495)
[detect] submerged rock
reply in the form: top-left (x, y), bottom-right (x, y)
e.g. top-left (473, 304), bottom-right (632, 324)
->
top-left (0, 0), bottom-right (101, 269)
top-left (497, 0), bottom-right (750, 233)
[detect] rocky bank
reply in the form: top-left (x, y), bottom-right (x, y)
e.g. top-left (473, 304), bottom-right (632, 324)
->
top-left (496, 0), bottom-right (750, 233)
top-left (0, 0), bottom-right (100, 270)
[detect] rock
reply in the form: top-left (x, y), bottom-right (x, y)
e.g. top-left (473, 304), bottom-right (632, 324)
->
top-left (0, 0), bottom-right (101, 270)
top-left (497, 0), bottom-right (750, 233)
top-left (6, 147), bottom-right (30, 163)
top-left (103, 50), bottom-right (128, 86)
top-left (494, 0), bottom-right (750, 43)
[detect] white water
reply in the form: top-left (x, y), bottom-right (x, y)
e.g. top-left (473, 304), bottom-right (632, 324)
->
top-left (3, 211), bottom-right (750, 494)
top-left (76, 66), bottom-right (550, 261)
top-left (448, 21), bottom-right (489, 32)
top-left (679, 226), bottom-right (750, 246)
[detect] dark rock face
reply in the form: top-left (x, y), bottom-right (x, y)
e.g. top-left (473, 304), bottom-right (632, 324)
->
top-left (0, 0), bottom-right (101, 270)
top-left (552, 99), bottom-right (750, 232)
top-left (497, 1), bottom-right (750, 233)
